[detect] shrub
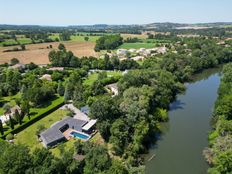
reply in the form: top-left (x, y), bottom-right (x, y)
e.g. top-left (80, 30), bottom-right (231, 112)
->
top-left (6, 133), bottom-right (14, 141)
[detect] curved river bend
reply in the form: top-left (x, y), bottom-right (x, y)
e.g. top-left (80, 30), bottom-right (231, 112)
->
top-left (146, 68), bottom-right (221, 174)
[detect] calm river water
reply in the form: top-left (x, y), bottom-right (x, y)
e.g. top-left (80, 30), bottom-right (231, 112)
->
top-left (145, 68), bottom-right (222, 174)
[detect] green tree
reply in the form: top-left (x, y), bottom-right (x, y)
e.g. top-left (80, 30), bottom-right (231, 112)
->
top-left (0, 142), bottom-right (32, 174)
top-left (14, 109), bottom-right (22, 125)
top-left (110, 119), bottom-right (129, 155)
top-left (0, 120), bottom-right (4, 135)
top-left (21, 100), bottom-right (31, 120)
top-left (84, 36), bottom-right (89, 42)
top-left (10, 58), bottom-right (19, 65)
top-left (57, 81), bottom-right (65, 96)
top-left (84, 145), bottom-right (111, 174)
top-left (58, 43), bottom-right (66, 50)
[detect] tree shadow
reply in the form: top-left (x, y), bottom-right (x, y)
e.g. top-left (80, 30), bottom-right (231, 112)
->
top-left (169, 100), bottom-right (185, 111)
top-left (36, 95), bottom-right (58, 109)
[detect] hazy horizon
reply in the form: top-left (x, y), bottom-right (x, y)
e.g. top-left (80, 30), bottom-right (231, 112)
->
top-left (1, 0), bottom-right (232, 26)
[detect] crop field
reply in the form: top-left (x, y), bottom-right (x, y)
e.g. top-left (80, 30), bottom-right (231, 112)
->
top-left (119, 42), bottom-right (156, 49)
top-left (0, 38), bottom-right (32, 46)
top-left (121, 33), bottom-right (147, 39)
top-left (0, 41), bottom-right (99, 64)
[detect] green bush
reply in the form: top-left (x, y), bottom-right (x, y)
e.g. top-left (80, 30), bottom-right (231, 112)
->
top-left (6, 133), bottom-right (14, 141)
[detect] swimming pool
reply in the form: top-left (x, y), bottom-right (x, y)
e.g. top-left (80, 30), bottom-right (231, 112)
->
top-left (70, 131), bottom-right (90, 140)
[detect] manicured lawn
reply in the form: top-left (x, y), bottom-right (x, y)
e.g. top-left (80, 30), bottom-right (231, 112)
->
top-left (0, 93), bottom-right (21, 115)
top-left (15, 109), bottom-right (68, 151)
top-left (119, 43), bottom-right (156, 49)
top-left (84, 73), bottom-right (98, 86)
top-left (83, 71), bottom-right (123, 86)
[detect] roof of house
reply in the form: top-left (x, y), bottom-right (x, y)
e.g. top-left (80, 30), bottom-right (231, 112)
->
top-left (47, 67), bottom-right (64, 71)
top-left (10, 105), bottom-right (21, 114)
top-left (80, 106), bottom-right (89, 115)
top-left (106, 83), bottom-right (118, 90)
top-left (40, 74), bottom-right (52, 81)
top-left (40, 117), bottom-right (87, 146)
top-left (9, 63), bottom-right (25, 70)
top-left (82, 119), bottom-right (97, 131)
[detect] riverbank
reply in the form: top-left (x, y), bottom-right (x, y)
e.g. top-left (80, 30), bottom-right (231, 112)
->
top-left (145, 67), bottom-right (222, 174)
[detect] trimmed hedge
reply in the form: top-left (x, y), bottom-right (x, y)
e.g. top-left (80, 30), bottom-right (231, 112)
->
top-left (0, 97), bottom-right (64, 139)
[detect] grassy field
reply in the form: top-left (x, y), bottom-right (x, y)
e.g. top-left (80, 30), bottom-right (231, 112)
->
top-left (0, 38), bottom-right (33, 46)
top-left (84, 71), bottom-right (123, 86)
top-left (49, 34), bottom-right (100, 43)
top-left (14, 109), bottom-right (68, 151)
top-left (119, 43), bottom-right (156, 49)
top-left (0, 93), bottom-right (20, 115)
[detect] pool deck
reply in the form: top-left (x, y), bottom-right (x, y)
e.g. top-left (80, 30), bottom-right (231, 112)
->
top-left (63, 128), bottom-right (74, 140)
top-left (63, 128), bottom-right (91, 141)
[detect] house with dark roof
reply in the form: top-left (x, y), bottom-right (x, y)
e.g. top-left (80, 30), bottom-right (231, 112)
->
top-left (39, 117), bottom-right (87, 148)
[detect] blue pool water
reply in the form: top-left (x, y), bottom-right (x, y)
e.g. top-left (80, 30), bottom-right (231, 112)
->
top-left (70, 131), bottom-right (89, 140)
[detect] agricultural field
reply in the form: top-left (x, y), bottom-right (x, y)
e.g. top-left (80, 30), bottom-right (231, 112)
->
top-left (0, 41), bottom-right (98, 64)
top-left (119, 42), bottom-right (156, 49)
top-left (49, 33), bottom-right (101, 42)
top-left (121, 33), bottom-right (147, 39)
top-left (0, 38), bottom-right (32, 46)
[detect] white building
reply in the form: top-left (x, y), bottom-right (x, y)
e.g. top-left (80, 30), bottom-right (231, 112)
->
top-left (117, 49), bottom-right (128, 56)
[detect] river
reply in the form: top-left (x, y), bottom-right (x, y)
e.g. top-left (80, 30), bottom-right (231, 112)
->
top-left (145, 68), bottom-right (222, 174)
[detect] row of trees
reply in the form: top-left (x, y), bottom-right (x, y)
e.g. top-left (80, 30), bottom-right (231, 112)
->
top-left (49, 44), bottom-right (140, 70)
top-left (0, 141), bottom-right (130, 174)
top-left (203, 63), bottom-right (232, 174)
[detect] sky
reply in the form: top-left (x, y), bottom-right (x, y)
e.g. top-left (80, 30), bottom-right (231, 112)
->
top-left (0, 0), bottom-right (232, 26)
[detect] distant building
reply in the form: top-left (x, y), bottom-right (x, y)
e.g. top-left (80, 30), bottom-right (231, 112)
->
top-left (130, 56), bottom-right (144, 61)
top-left (117, 49), bottom-right (128, 56)
top-left (9, 63), bottom-right (25, 70)
top-left (47, 67), bottom-right (64, 71)
top-left (40, 74), bottom-right (52, 81)
top-left (106, 83), bottom-right (119, 96)
top-left (0, 105), bottom-right (21, 126)
top-left (128, 48), bottom-right (136, 53)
